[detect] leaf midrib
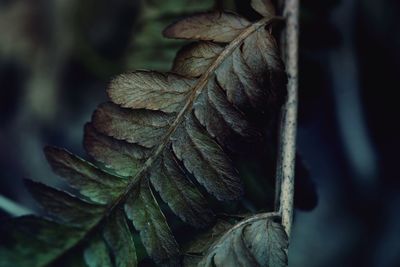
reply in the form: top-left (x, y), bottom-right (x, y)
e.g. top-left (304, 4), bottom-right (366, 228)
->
top-left (44, 16), bottom-right (272, 267)
top-left (112, 15), bottom-right (272, 218)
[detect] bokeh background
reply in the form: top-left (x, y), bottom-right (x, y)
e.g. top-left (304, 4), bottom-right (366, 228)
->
top-left (0, 0), bottom-right (399, 266)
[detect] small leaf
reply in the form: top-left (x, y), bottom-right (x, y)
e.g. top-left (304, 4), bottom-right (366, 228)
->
top-left (108, 71), bottom-right (195, 113)
top-left (172, 42), bottom-right (223, 78)
top-left (84, 123), bottom-right (149, 177)
top-left (25, 179), bottom-right (104, 228)
top-left (194, 78), bottom-right (258, 149)
top-left (124, 179), bottom-right (180, 266)
top-left (150, 149), bottom-right (215, 228)
top-left (172, 113), bottom-right (243, 201)
top-left (163, 12), bottom-right (251, 43)
top-left (103, 208), bottom-right (137, 267)
top-left (92, 102), bottom-right (173, 148)
top-left (215, 27), bottom-right (286, 111)
top-left (44, 146), bottom-right (127, 204)
top-left (198, 214), bottom-right (288, 267)
top-left (251, 0), bottom-right (276, 18)
top-left (84, 236), bottom-right (113, 267)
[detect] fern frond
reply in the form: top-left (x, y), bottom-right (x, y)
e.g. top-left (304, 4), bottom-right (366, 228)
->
top-left (0, 1), bottom-right (287, 266)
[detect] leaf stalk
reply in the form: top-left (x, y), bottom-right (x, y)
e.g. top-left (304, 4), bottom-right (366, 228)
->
top-left (275, 0), bottom-right (299, 239)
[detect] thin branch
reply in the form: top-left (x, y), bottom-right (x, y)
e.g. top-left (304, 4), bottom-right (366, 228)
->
top-left (275, 0), bottom-right (299, 238)
top-left (0, 194), bottom-right (33, 217)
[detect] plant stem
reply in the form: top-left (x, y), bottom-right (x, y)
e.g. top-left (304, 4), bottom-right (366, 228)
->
top-left (275, 0), bottom-right (299, 238)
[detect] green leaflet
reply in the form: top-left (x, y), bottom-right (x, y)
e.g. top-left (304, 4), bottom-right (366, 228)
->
top-left (125, 178), bottom-right (180, 266)
top-left (0, 0), bottom-right (287, 266)
top-left (0, 216), bottom-right (85, 267)
top-left (25, 180), bottom-right (105, 228)
top-left (44, 146), bottom-right (128, 204)
top-left (103, 209), bottom-right (138, 267)
top-left (84, 236), bottom-right (113, 267)
top-left (150, 150), bottom-right (215, 227)
top-left (84, 123), bottom-right (149, 178)
top-left (172, 113), bottom-right (243, 201)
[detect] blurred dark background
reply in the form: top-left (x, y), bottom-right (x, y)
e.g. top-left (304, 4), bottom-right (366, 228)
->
top-left (0, 0), bottom-right (399, 266)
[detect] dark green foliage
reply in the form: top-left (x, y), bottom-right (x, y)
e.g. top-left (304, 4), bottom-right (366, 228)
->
top-left (103, 209), bottom-right (138, 267)
top-left (0, 216), bottom-right (85, 267)
top-left (0, 0), bottom-right (289, 266)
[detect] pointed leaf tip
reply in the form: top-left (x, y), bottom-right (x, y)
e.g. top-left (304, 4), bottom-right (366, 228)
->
top-left (124, 179), bottom-right (180, 266)
top-left (44, 146), bottom-right (127, 204)
top-left (24, 179), bottom-right (104, 228)
top-left (251, 0), bottom-right (276, 18)
top-left (103, 209), bottom-right (138, 267)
